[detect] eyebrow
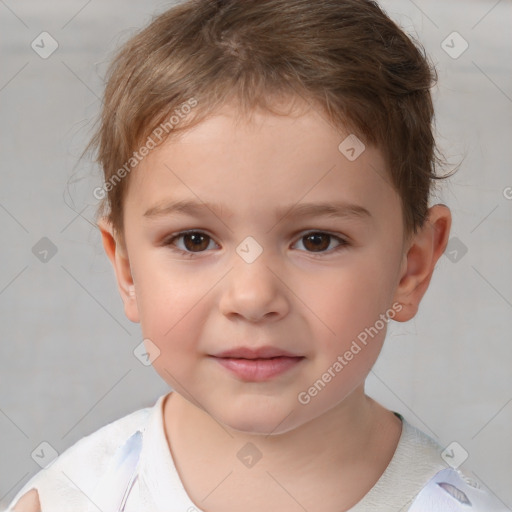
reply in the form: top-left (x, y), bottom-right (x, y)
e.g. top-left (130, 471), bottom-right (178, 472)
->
top-left (143, 199), bottom-right (371, 222)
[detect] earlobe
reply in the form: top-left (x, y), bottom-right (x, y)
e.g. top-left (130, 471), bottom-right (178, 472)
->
top-left (97, 218), bottom-right (140, 323)
top-left (392, 204), bottom-right (452, 322)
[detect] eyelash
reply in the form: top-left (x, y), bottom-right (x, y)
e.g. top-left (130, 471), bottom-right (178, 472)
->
top-left (162, 230), bottom-right (349, 258)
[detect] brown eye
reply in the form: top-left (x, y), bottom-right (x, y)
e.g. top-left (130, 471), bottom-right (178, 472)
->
top-left (181, 232), bottom-right (210, 252)
top-left (164, 231), bottom-right (216, 256)
top-left (294, 231), bottom-right (347, 254)
top-left (302, 233), bottom-right (330, 252)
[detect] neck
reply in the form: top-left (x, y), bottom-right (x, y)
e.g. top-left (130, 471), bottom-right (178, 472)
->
top-left (162, 388), bottom-right (402, 511)
top-left (164, 386), bottom-right (398, 474)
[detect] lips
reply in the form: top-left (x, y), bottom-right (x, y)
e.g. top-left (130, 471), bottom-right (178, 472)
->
top-left (213, 346), bottom-right (300, 359)
top-left (210, 346), bottom-right (304, 381)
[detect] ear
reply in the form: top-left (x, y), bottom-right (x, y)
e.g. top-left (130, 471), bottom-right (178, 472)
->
top-left (97, 218), bottom-right (140, 323)
top-left (392, 204), bottom-right (452, 322)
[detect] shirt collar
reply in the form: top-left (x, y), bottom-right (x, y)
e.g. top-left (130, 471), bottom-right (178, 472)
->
top-left (136, 392), bottom-right (205, 512)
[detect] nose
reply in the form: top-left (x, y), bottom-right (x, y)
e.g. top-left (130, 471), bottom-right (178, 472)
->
top-left (218, 248), bottom-right (290, 323)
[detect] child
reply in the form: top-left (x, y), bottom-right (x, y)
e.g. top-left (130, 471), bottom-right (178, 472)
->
top-left (6, 0), bottom-right (508, 511)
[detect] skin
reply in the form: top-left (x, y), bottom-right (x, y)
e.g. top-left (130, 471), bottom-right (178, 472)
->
top-left (13, 97), bottom-right (451, 512)
top-left (12, 489), bottom-right (40, 512)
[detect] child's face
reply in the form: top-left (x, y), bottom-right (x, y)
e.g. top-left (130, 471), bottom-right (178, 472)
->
top-left (111, 100), bottom-right (411, 434)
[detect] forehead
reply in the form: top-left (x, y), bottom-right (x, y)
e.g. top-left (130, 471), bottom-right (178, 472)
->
top-left (124, 102), bottom-right (400, 227)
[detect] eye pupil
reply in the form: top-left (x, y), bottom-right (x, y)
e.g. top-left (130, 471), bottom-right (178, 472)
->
top-left (304, 233), bottom-right (329, 252)
top-left (185, 233), bottom-right (209, 251)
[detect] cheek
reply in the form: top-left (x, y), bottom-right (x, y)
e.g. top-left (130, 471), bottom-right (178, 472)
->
top-left (133, 261), bottom-right (212, 352)
top-left (303, 259), bottom-right (397, 341)
top-left (136, 273), bottom-right (210, 389)
top-left (296, 255), bottom-right (400, 392)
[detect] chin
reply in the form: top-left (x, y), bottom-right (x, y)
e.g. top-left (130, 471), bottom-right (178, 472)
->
top-left (223, 416), bottom-right (288, 436)
top-left (210, 400), bottom-right (302, 436)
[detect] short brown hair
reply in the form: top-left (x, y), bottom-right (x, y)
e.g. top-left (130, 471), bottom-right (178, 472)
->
top-left (86, 0), bottom-right (452, 243)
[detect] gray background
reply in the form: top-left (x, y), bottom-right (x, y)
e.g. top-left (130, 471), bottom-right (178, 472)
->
top-left (1, 0), bottom-right (511, 508)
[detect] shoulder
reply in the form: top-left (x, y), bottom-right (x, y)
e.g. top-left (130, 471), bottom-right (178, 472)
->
top-left (51, 403), bottom-right (152, 471)
top-left (409, 467), bottom-right (509, 511)
top-left (394, 419), bottom-right (508, 511)
top-left (6, 401), bottom-right (155, 512)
